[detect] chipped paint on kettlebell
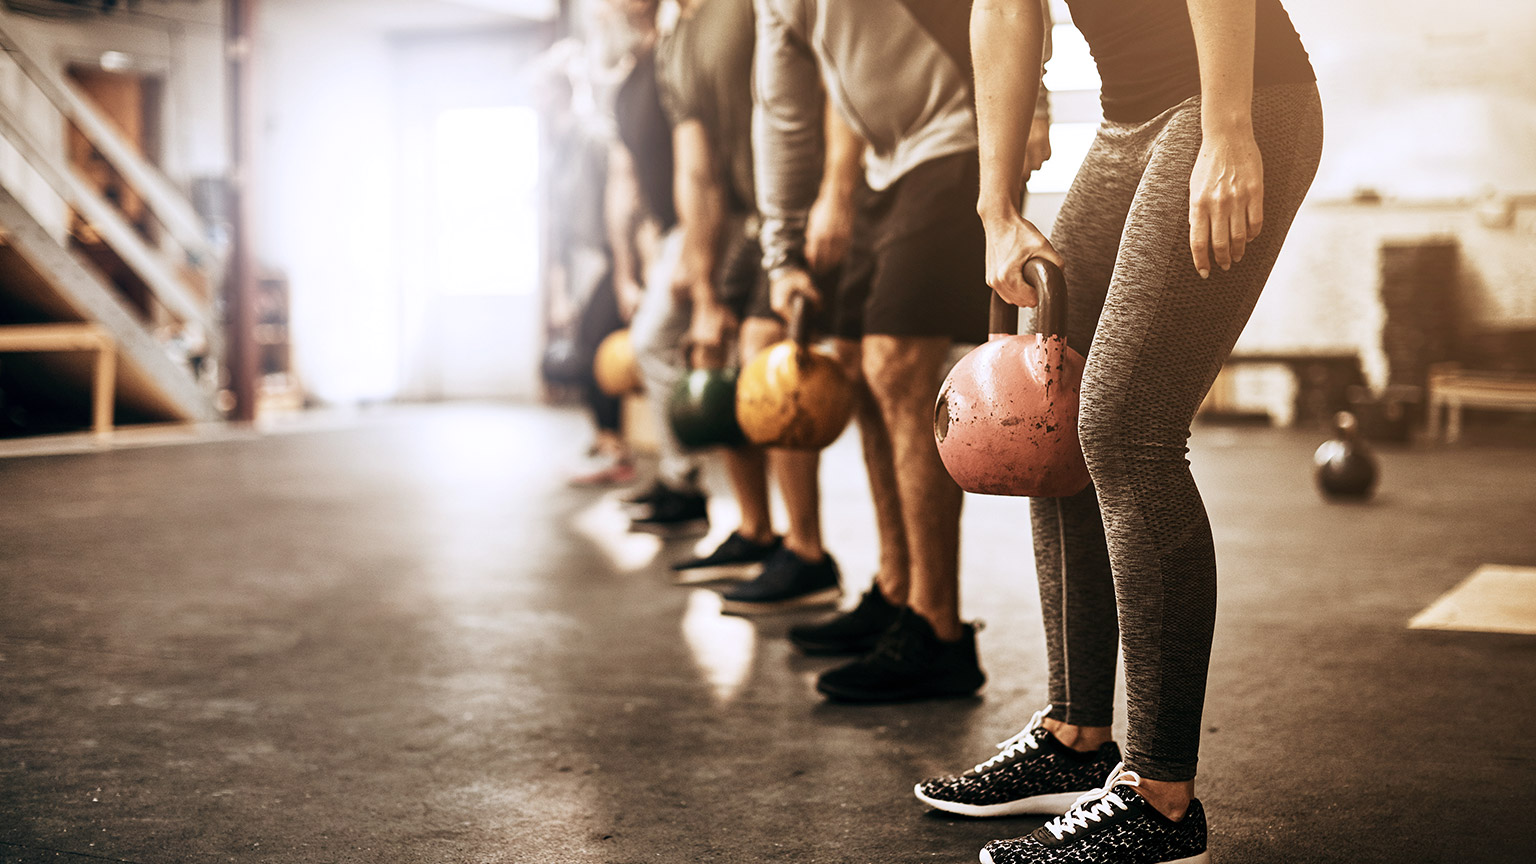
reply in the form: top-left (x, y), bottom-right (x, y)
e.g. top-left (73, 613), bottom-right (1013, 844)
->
top-left (934, 332), bottom-right (1090, 497)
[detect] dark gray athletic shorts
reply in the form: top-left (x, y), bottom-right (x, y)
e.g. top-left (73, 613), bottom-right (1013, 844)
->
top-left (834, 150), bottom-right (990, 343)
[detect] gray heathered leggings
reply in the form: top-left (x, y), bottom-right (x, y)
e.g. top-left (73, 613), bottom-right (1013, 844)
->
top-left (1032, 82), bottom-right (1323, 782)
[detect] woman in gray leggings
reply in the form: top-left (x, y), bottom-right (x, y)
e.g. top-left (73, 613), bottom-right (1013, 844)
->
top-left (912, 2), bottom-right (1323, 862)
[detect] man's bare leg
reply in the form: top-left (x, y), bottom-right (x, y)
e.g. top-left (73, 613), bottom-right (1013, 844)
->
top-left (721, 446), bottom-right (773, 543)
top-left (738, 317), bottom-right (824, 560)
top-left (861, 334), bottom-right (963, 641)
top-left (834, 337), bottom-right (908, 602)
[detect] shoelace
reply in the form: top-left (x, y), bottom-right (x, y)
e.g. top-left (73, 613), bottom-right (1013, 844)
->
top-left (973, 704), bottom-right (1054, 773)
top-left (1043, 762), bottom-right (1141, 840)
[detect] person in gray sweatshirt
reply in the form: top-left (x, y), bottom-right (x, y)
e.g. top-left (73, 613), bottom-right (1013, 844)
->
top-left (754, 0), bottom-right (1050, 702)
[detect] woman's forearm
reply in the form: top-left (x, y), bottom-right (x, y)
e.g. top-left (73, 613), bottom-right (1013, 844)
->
top-left (1185, 0), bottom-right (1257, 135)
top-left (971, 0), bottom-right (1047, 221)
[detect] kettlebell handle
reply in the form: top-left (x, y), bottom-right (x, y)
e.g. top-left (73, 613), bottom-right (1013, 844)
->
top-left (789, 293), bottom-right (810, 347)
top-left (989, 258), bottom-right (1067, 339)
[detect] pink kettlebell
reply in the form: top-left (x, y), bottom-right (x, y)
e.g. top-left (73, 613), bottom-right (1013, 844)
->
top-left (934, 258), bottom-right (1091, 497)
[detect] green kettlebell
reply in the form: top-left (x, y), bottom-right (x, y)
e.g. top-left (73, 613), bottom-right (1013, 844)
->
top-left (669, 367), bottom-right (745, 449)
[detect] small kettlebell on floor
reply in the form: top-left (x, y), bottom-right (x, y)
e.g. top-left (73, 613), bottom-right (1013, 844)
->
top-left (1314, 410), bottom-right (1378, 501)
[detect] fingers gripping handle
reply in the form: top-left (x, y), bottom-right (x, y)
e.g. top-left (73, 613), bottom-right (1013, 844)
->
top-left (989, 259), bottom-right (1067, 338)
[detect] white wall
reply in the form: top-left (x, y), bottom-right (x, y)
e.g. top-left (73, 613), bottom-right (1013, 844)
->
top-left (257, 3), bottom-right (402, 404)
top-left (256, 0), bottom-right (554, 405)
top-left (1244, 0), bottom-right (1536, 387)
top-left (1033, 0), bottom-right (1536, 396)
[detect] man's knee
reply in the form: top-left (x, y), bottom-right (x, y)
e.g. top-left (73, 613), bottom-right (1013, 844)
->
top-left (862, 335), bottom-right (946, 404)
top-left (831, 337), bottom-right (864, 385)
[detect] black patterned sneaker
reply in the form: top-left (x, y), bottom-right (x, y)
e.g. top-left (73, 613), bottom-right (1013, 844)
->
top-left (719, 547), bottom-right (841, 614)
top-left (815, 608), bottom-right (985, 702)
top-left (629, 484), bottom-right (709, 537)
top-left (914, 706), bottom-right (1122, 816)
top-left (979, 764), bottom-right (1209, 864)
top-left (788, 585), bottom-right (901, 655)
top-left (672, 532), bottom-right (782, 584)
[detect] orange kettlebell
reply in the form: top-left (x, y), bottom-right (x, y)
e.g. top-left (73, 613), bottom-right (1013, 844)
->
top-left (736, 296), bottom-right (855, 450)
top-left (593, 329), bottom-right (642, 397)
top-left (934, 259), bottom-right (1090, 497)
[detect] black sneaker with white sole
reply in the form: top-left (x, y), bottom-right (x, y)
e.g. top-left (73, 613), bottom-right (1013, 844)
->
top-left (672, 532), bottom-right (782, 584)
top-left (788, 585), bottom-right (901, 655)
top-left (620, 480), bottom-right (667, 511)
top-left (915, 706), bottom-right (1122, 817)
top-left (629, 485), bottom-right (709, 537)
top-left (719, 548), bottom-right (841, 614)
top-left (979, 764), bottom-right (1208, 864)
top-left (815, 608), bottom-right (984, 702)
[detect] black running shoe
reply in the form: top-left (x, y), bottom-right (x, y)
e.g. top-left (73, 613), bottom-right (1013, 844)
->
top-left (630, 485), bottom-right (709, 537)
top-left (788, 585), bottom-right (901, 655)
top-left (621, 468), bottom-right (700, 511)
top-left (915, 706), bottom-right (1122, 816)
top-left (979, 764), bottom-right (1209, 864)
top-left (719, 547), bottom-right (841, 614)
top-left (815, 608), bottom-right (985, 702)
top-left (620, 479), bottom-right (668, 511)
top-left (672, 532), bottom-right (782, 584)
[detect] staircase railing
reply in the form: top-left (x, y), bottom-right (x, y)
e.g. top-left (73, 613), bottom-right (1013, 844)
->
top-left (0, 15), bottom-right (225, 358)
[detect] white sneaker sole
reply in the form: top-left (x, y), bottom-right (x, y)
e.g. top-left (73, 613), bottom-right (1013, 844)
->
top-left (915, 786), bottom-right (1086, 817)
top-left (719, 586), bottom-right (841, 615)
top-left (671, 563), bottom-right (762, 585)
top-left (981, 848), bottom-right (1208, 864)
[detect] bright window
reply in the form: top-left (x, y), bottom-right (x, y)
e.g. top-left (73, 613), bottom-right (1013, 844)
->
top-left (431, 106), bottom-right (541, 296)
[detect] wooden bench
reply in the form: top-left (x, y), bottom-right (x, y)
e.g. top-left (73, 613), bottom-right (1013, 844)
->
top-left (0, 323), bottom-right (116, 435)
top-left (1202, 352), bottom-right (1365, 426)
top-left (1427, 363), bottom-right (1536, 443)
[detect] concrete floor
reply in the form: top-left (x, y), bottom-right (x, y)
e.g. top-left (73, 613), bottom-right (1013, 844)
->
top-left (1, 403), bottom-right (1534, 863)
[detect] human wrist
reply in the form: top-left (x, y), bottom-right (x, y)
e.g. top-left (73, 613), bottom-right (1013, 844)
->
top-left (764, 246), bottom-right (809, 282)
top-left (815, 176), bottom-right (856, 209)
top-left (1201, 106), bottom-right (1253, 139)
top-left (977, 193), bottom-right (1021, 225)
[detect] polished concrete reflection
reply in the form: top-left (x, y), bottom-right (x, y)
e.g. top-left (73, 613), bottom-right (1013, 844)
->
top-left (1, 403), bottom-right (1534, 863)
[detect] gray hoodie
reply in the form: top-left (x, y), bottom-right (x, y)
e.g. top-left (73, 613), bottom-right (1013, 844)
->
top-left (753, 0), bottom-right (1050, 274)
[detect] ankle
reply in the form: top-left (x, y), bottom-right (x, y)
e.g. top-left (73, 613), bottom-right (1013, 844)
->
top-left (736, 524), bottom-right (775, 545)
top-left (874, 574), bottom-right (907, 607)
top-left (1135, 777), bottom-right (1193, 822)
top-left (783, 536), bottom-right (823, 562)
top-left (1041, 717), bottom-right (1113, 753)
top-left (910, 606), bottom-right (962, 641)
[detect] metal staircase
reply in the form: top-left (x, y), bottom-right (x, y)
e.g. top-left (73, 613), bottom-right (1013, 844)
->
top-left (0, 11), bottom-right (223, 432)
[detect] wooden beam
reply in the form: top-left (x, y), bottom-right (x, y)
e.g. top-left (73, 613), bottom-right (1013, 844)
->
top-left (0, 323), bottom-right (118, 435)
top-left (226, 0), bottom-right (260, 423)
top-left (0, 322), bottom-right (108, 351)
top-left (94, 335), bottom-right (117, 436)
